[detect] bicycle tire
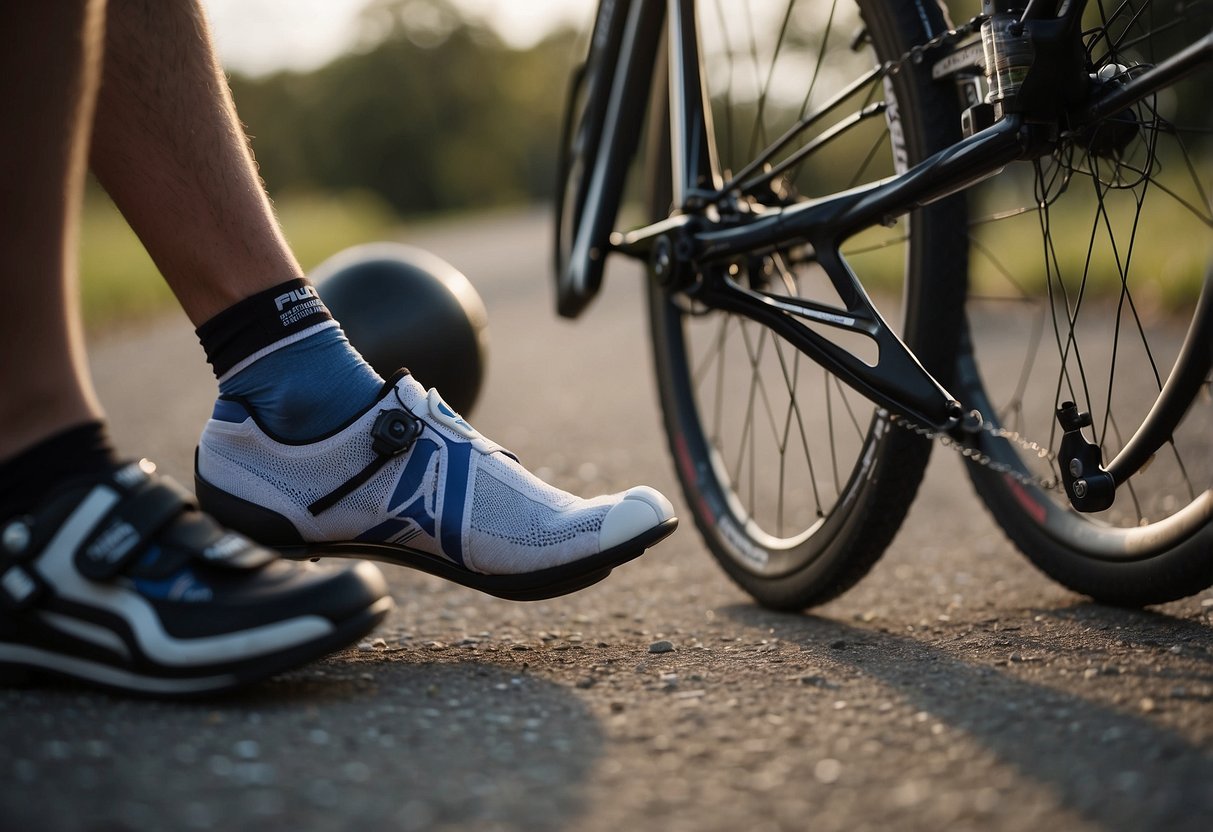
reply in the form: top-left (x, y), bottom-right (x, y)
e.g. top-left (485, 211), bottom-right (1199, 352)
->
top-left (645, 0), bottom-right (968, 610)
top-left (553, 5), bottom-right (620, 318)
top-left (954, 1), bottom-right (1213, 606)
top-left (555, 1), bottom-right (663, 319)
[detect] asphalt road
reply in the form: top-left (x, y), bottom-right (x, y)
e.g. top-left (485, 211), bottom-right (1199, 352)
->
top-left (3, 208), bottom-right (1211, 832)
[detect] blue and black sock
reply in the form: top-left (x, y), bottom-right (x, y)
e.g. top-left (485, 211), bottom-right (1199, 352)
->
top-left (196, 278), bottom-right (383, 441)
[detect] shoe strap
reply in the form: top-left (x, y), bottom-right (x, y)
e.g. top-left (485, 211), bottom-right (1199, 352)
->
top-left (0, 515), bottom-right (47, 611)
top-left (75, 473), bottom-right (197, 580)
top-left (0, 461), bottom-right (277, 611)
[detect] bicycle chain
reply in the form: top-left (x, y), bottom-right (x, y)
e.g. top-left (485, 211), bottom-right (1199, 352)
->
top-left (884, 14), bottom-right (987, 77)
top-left (885, 412), bottom-right (1064, 492)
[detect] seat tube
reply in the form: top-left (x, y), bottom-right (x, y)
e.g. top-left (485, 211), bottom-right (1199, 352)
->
top-left (667, 0), bottom-right (720, 206)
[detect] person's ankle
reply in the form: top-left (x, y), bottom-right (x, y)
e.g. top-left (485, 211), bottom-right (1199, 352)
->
top-left (0, 387), bottom-right (102, 463)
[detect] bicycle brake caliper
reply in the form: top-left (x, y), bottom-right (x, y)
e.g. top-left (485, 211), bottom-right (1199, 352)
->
top-left (1055, 402), bottom-right (1116, 513)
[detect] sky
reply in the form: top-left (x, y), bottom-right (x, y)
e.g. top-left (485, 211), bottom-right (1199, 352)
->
top-left (202, 0), bottom-right (596, 76)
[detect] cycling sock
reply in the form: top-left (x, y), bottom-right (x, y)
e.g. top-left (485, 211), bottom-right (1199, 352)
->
top-left (196, 278), bottom-right (383, 441)
top-left (0, 420), bottom-right (119, 517)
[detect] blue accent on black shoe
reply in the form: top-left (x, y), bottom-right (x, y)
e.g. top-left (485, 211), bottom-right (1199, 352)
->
top-left (133, 568), bottom-right (209, 601)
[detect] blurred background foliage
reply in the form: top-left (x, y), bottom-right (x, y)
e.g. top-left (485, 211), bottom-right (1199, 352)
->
top-left (83, 0), bottom-right (578, 329)
top-left (226, 0), bottom-right (576, 215)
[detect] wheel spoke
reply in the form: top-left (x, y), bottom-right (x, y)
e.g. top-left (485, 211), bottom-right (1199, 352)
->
top-left (961, 0), bottom-right (1211, 554)
top-left (743, 0), bottom-right (797, 160)
top-left (672, 0), bottom-right (936, 546)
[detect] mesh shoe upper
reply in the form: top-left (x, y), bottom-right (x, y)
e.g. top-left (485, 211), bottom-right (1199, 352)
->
top-left (197, 373), bottom-right (675, 575)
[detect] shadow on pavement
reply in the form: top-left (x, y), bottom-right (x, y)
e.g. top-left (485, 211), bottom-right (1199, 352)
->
top-left (1041, 602), bottom-right (1213, 676)
top-left (721, 602), bottom-right (1213, 832)
top-left (0, 658), bottom-right (603, 832)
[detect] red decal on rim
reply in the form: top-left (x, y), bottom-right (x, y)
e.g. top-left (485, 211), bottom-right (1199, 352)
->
top-left (674, 431), bottom-right (715, 527)
top-left (1005, 475), bottom-right (1048, 525)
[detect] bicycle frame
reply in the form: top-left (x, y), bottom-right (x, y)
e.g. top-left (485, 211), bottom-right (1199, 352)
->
top-left (565, 0), bottom-right (1213, 505)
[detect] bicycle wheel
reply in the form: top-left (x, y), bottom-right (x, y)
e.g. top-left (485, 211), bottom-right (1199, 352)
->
top-left (957, 1), bottom-right (1213, 606)
top-left (646, 0), bottom-right (968, 609)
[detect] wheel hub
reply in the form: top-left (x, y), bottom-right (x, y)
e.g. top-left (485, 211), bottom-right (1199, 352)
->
top-left (1075, 64), bottom-right (1143, 158)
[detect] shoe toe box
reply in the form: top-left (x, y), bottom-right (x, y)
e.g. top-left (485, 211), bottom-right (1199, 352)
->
top-left (599, 486), bottom-right (676, 550)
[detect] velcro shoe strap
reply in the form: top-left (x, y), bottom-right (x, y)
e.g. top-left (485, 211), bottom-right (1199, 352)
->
top-left (75, 478), bottom-right (194, 581)
top-left (160, 514), bottom-right (277, 573)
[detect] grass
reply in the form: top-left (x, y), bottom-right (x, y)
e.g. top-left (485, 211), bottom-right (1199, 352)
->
top-left (966, 184), bottom-right (1211, 312)
top-left (79, 192), bottom-right (173, 330)
top-left (79, 188), bottom-right (401, 331)
top-left (81, 169), bottom-right (1207, 332)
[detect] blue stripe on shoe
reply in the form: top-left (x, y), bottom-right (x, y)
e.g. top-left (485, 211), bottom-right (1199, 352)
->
top-left (133, 568), bottom-right (210, 601)
top-left (384, 433), bottom-right (470, 567)
top-left (211, 399), bottom-right (251, 424)
top-left (388, 437), bottom-right (440, 538)
top-left (356, 518), bottom-right (410, 543)
top-left (438, 440), bottom-right (471, 567)
top-left (435, 398), bottom-right (472, 432)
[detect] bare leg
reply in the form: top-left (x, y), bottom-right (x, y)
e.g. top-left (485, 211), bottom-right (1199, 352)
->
top-left (0, 1), bottom-right (107, 462)
top-left (0, 2), bottom-right (392, 701)
top-left (89, 0), bottom-right (301, 326)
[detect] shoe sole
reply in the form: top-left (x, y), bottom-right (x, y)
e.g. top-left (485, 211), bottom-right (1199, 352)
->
top-left (196, 467), bottom-right (678, 601)
top-left (0, 596), bottom-right (392, 698)
top-left (281, 518), bottom-right (679, 601)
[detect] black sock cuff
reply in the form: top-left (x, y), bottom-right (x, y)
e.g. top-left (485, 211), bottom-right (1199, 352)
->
top-left (0, 421), bottom-right (118, 516)
top-left (196, 278), bottom-right (333, 378)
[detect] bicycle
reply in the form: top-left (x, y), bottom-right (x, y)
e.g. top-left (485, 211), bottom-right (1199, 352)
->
top-left (553, 0), bottom-right (1212, 609)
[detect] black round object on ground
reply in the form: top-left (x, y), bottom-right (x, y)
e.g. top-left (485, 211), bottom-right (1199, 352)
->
top-left (312, 243), bottom-right (488, 416)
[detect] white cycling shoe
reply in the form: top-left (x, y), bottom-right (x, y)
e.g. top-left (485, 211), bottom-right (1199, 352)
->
top-left (195, 371), bottom-right (677, 600)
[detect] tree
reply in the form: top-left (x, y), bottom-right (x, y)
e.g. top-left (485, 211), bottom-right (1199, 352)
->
top-left (228, 0), bottom-right (581, 216)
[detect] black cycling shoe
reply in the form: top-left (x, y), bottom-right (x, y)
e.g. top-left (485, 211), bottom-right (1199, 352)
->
top-left (0, 459), bottom-right (391, 697)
